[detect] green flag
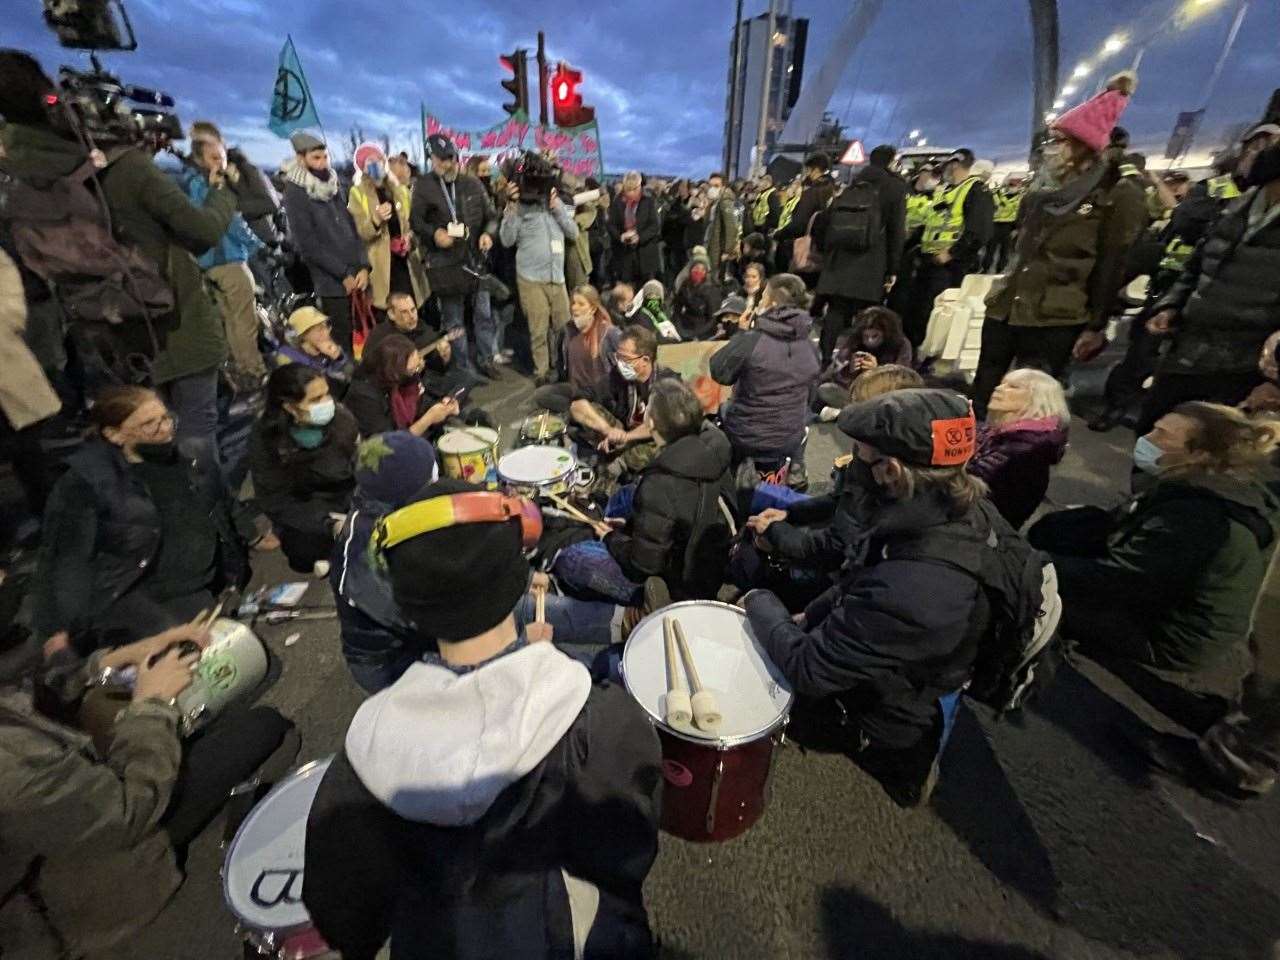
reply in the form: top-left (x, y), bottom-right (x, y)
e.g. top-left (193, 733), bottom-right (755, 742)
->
top-left (269, 35), bottom-right (320, 138)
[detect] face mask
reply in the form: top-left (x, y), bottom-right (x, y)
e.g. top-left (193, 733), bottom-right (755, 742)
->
top-left (690, 267), bottom-right (708, 284)
top-left (365, 161), bottom-right (384, 182)
top-left (1133, 435), bottom-right (1164, 474)
top-left (617, 360), bottom-right (640, 382)
top-left (707, 186), bottom-right (721, 200)
top-left (306, 397), bottom-right (336, 427)
top-left (312, 167), bottom-right (332, 182)
top-left (290, 425), bottom-right (326, 449)
top-left (571, 309), bottom-right (593, 331)
top-left (135, 440), bottom-right (177, 463)
top-left (1244, 142), bottom-right (1280, 188)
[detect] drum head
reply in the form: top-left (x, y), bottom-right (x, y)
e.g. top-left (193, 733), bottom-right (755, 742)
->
top-left (438, 427), bottom-right (498, 454)
top-left (622, 600), bottom-right (792, 746)
top-left (223, 756), bottom-right (333, 934)
top-left (498, 445), bottom-right (576, 483)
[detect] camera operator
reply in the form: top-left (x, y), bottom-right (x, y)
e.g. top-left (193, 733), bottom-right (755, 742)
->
top-left (0, 50), bottom-right (240, 476)
top-left (498, 152), bottom-right (578, 386)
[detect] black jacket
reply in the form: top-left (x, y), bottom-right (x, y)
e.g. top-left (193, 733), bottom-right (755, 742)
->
top-left (248, 406), bottom-right (358, 534)
top-left (607, 193), bottom-right (663, 281)
top-left (672, 278), bottom-right (724, 340)
top-left (945, 179), bottom-right (995, 270)
top-left (281, 177), bottom-right (368, 298)
top-left (411, 172), bottom-right (498, 268)
top-left (775, 178), bottom-right (837, 245)
top-left (363, 318), bottom-right (438, 357)
top-left (32, 440), bottom-right (250, 640)
top-left (762, 461), bottom-right (870, 571)
top-left (1157, 187), bottom-right (1280, 375)
top-left (712, 306), bottom-right (821, 458)
top-left (605, 423), bottom-right (734, 599)
top-left (745, 493), bottom-right (986, 748)
top-left (815, 165), bottom-right (907, 302)
top-left (573, 367), bottom-right (681, 430)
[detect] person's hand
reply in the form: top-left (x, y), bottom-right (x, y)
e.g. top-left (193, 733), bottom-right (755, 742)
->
top-left (420, 397), bottom-right (461, 429)
top-left (342, 275), bottom-right (359, 295)
top-left (884, 275), bottom-right (897, 294)
top-left (101, 623), bottom-right (212, 673)
top-left (525, 621), bottom-right (554, 644)
top-left (133, 646), bottom-right (200, 704)
top-left (1147, 309), bottom-right (1177, 336)
top-left (1260, 330), bottom-right (1280, 381)
top-left (224, 163), bottom-right (241, 186)
top-left (853, 352), bottom-right (878, 371)
top-left (355, 269), bottom-right (370, 291)
top-left (934, 249), bottom-right (952, 265)
top-left (1072, 329), bottom-right (1108, 362)
top-left (253, 530), bottom-right (281, 552)
top-left (433, 228), bottom-right (455, 250)
top-left (208, 168), bottom-right (227, 189)
top-left (592, 520), bottom-right (615, 539)
top-left (375, 201), bottom-right (394, 222)
top-left (43, 631), bottom-right (71, 661)
top-left (548, 188), bottom-right (562, 211)
top-left (318, 339), bottom-right (343, 361)
top-left (506, 182), bottom-right (521, 204)
top-left (1241, 381), bottom-right (1280, 414)
top-left (746, 508), bottom-right (787, 535)
top-left (478, 233), bottom-right (493, 254)
top-left (530, 571), bottom-right (551, 593)
top-left (791, 612), bottom-right (806, 626)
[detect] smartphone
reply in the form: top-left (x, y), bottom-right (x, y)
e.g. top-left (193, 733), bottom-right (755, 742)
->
top-left (450, 387), bottom-right (468, 401)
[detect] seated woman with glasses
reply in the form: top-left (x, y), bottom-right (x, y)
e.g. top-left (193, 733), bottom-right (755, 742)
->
top-left (31, 386), bottom-right (256, 652)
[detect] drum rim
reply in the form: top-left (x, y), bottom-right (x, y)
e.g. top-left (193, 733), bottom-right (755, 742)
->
top-left (221, 754), bottom-right (335, 935)
top-left (622, 599), bottom-right (793, 748)
top-left (497, 445), bottom-right (577, 485)
top-left (437, 426), bottom-right (499, 453)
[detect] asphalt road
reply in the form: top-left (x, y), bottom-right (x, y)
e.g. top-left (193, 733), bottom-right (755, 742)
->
top-left (90, 363), bottom-right (1280, 960)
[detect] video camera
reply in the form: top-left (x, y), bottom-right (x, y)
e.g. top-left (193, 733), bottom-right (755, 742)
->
top-left (42, 0), bottom-right (184, 150)
top-left (511, 151), bottom-right (560, 204)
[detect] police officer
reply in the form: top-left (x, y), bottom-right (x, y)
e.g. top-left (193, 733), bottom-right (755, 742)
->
top-left (982, 174), bottom-right (1025, 274)
top-left (902, 148), bottom-right (994, 347)
top-left (750, 174), bottom-right (782, 235)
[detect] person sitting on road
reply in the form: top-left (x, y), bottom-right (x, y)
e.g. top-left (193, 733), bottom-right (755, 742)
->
top-left (969, 368), bottom-right (1070, 530)
top-left (570, 324), bottom-right (679, 478)
top-left (711, 273), bottom-right (822, 481)
top-left (1029, 402), bottom-right (1280, 708)
top-left (303, 479), bottom-right (662, 959)
top-left (249, 365), bottom-right (359, 576)
top-left (742, 389), bottom-right (992, 807)
top-left (273, 306), bottom-right (355, 401)
top-left (626, 279), bottom-right (681, 343)
top-left (815, 306), bottom-right (914, 417)
top-left (672, 248), bottom-right (724, 340)
top-left (711, 293), bottom-right (751, 342)
top-left (362, 290), bottom-right (439, 357)
top-left (605, 282), bottom-right (636, 328)
top-left (534, 285), bottom-right (621, 416)
top-left (343, 334), bottom-right (461, 441)
top-left (32, 386), bottom-right (254, 650)
top-left (330, 432), bottom-right (439, 694)
top-left (0, 610), bottom-right (293, 960)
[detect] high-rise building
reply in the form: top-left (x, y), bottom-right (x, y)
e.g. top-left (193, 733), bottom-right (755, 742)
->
top-left (723, 5), bottom-right (809, 179)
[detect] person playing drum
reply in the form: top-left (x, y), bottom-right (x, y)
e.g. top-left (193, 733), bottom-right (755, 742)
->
top-left (0, 601), bottom-right (294, 959)
top-left (304, 479), bottom-right (662, 959)
top-left (741, 389), bottom-right (993, 809)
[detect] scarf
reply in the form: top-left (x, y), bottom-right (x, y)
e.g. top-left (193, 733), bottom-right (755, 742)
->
top-left (1008, 160), bottom-right (1108, 271)
top-left (390, 383), bottom-right (421, 430)
top-left (283, 156), bottom-right (340, 202)
top-left (624, 197), bottom-right (639, 232)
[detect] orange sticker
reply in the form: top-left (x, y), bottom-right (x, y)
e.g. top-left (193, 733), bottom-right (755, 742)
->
top-left (931, 415), bottom-right (976, 466)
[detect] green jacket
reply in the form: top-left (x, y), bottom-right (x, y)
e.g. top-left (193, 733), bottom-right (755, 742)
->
top-left (0, 123), bottom-right (237, 383)
top-left (1052, 472), bottom-right (1280, 673)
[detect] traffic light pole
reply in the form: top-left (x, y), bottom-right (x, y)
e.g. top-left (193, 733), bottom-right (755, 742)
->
top-left (537, 31), bottom-right (549, 127)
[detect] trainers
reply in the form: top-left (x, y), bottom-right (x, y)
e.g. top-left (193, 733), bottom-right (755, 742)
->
top-left (619, 577), bottom-right (673, 641)
top-left (312, 560), bottom-right (331, 579)
top-left (492, 352), bottom-right (513, 366)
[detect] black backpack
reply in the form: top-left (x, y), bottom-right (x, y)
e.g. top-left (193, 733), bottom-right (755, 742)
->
top-left (886, 500), bottom-right (1063, 713)
top-left (824, 179), bottom-right (882, 255)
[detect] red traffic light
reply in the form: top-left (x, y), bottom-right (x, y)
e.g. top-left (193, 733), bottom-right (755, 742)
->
top-left (550, 62), bottom-right (593, 128)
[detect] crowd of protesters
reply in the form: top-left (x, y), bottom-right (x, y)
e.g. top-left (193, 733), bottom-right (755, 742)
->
top-left (3, 42), bottom-right (1280, 959)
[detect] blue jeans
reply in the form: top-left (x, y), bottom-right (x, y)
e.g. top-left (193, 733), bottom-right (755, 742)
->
top-left (344, 646), bottom-right (420, 695)
top-left (164, 367), bottom-right (222, 481)
top-left (440, 290), bottom-right (495, 369)
top-left (513, 590), bottom-right (618, 663)
top-left (553, 541), bottom-right (642, 605)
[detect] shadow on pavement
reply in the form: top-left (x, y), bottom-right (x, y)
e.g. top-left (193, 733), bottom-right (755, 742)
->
top-left (820, 886), bottom-right (1052, 959)
top-left (932, 706), bottom-right (1062, 917)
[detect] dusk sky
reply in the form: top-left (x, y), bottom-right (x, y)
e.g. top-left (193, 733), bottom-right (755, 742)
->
top-left (6, 0), bottom-right (1275, 174)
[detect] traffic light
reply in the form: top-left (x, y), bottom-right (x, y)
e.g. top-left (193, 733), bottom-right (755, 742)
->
top-left (550, 61), bottom-right (595, 128)
top-left (499, 49), bottom-right (529, 117)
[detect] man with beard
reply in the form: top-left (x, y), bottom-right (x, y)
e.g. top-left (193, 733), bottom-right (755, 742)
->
top-left (1136, 122), bottom-right (1280, 433)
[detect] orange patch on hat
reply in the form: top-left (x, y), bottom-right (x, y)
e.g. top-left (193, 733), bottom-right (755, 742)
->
top-left (931, 415), bottom-right (976, 466)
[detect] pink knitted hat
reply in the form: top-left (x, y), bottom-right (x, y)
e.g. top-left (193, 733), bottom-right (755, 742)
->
top-left (353, 141), bottom-right (386, 173)
top-left (1052, 72), bottom-right (1137, 153)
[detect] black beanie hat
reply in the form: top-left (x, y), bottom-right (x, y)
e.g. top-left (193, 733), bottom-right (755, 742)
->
top-left (837, 388), bottom-right (976, 467)
top-left (383, 479), bottom-right (529, 642)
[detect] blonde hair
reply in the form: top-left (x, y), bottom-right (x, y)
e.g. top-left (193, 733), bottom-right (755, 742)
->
top-left (851, 364), bottom-right (924, 402)
top-left (1173, 402), bottom-right (1280, 477)
top-left (999, 368), bottom-right (1070, 426)
top-left (622, 171), bottom-right (642, 192)
top-left (884, 463), bottom-right (989, 518)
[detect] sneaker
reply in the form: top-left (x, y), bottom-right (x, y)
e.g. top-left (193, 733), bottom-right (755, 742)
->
top-left (477, 359), bottom-right (502, 381)
top-left (819, 406), bottom-right (841, 423)
top-left (619, 577), bottom-right (673, 641)
top-left (312, 560), bottom-right (331, 579)
top-left (492, 352), bottom-right (513, 366)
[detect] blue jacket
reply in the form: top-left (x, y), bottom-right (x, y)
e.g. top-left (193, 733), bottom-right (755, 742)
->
top-left (499, 200), bottom-right (578, 284)
top-left (181, 169), bottom-right (264, 269)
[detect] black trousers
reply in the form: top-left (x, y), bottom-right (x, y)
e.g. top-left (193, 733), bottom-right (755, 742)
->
top-left (320, 295), bottom-right (353, 359)
top-left (1102, 316), bottom-right (1161, 413)
top-left (904, 257), bottom-right (965, 348)
top-left (971, 318), bottom-right (1083, 419)
top-left (982, 222), bottom-right (1015, 273)
top-left (279, 523), bottom-right (335, 574)
top-left (820, 295), bottom-right (878, 364)
top-left (1134, 369), bottom-right (1262, 437)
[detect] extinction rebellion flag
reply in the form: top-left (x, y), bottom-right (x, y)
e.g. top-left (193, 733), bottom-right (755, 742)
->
top-left (269, 35), bottom-right (321, 139)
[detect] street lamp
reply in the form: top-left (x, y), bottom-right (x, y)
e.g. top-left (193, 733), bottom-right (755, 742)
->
top-left (909, 129), bottom-right (920, 139)
top-left (1103, 34), bottom-right (1127, 54)
top-left (917, 137), bottom-right (927, 146)
top-left (1053, 98), bottom-right (1065, 109)
top-left (1072, 63), bottom-right (1090, 79)
top-left (1062, 84), bottom-right (1078, 96)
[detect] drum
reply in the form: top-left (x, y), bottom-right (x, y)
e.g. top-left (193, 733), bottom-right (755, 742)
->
top-left (437, 427), bottom-right (500, 484)
top-left (497, 445), bottom-right (593, 500)
top-left (176, 617), bottom-right (270, 736)
top-left (622, 600), bottom-right (792, 843)
top-left (223, 757), bottom-right (335, 959)
top-left (518, 412), bottom-right (568, 448)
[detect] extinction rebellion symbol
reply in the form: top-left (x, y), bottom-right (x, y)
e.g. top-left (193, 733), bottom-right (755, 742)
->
top-left (273, 68), bottom-right (308, 122)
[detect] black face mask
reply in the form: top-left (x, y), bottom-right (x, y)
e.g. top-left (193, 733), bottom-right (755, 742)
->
top-left (1244, 142), bottom-right (1280, 189)
top-left (312, 167), bottom-right (333, 182)
top-left (135, 440), bottom-right (178, 463)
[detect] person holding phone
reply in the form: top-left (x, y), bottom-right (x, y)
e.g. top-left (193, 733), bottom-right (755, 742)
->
top-left (344, 334), bottom-right (461, 441)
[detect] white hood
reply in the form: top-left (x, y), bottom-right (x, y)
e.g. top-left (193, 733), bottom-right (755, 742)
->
top-left (345, 642), bottom-right (592, 826)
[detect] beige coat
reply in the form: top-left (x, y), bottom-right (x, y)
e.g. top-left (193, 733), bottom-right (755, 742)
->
top-left (348, 175), bottom-right (430, 310)
top-left (566, 203), bottom-right (597, 291)
top-left (0, 248), bottom-right (61, 430)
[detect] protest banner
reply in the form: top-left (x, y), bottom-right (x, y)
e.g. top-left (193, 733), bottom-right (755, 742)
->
top-left (421, 107), bottom-right (604, 178)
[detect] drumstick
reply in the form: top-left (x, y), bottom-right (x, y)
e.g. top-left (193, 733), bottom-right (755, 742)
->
top-left (672, 618), bottom-right (722, 733)
top-left (547, 493), bottom-right (599, 528)
top-left (663, 616), bottom-right (692, 726)
top-left (534, 584), bottom-right (546, 624)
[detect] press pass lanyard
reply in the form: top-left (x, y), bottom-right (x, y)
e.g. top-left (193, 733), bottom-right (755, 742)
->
top-left (440, 176), bottom-right (458, 222)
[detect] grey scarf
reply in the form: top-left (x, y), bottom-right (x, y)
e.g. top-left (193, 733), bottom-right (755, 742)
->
top-left (283, 156), bottom-right (340, 202)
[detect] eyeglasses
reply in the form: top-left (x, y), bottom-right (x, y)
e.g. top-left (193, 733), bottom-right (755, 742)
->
top-left (615, 352), bottom-right (645, 364)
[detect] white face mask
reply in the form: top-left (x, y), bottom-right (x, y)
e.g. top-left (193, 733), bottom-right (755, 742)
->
top-left (617, 359), bottom-right (640, 382)
top-left (571, 309), bottom-right (593, 331)
top-left (707, 186), bottom-right (721, 200)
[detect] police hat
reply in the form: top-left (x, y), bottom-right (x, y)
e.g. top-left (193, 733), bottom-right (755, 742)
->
top-left (837, 388), bottom-right (976, 468)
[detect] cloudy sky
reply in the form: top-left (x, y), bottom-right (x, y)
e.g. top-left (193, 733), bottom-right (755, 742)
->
top-left (6, 0), bottom-right (1274, 173)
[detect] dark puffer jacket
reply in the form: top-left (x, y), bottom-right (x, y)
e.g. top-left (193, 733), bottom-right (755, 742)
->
top-left (711, 306), bottom-right (822, 458)
top-left (281, 168), bottom-right (369, 298)
top-left (762, 460), bottom-right (871, 571)
top-left (248, 405), bottom-right (359, 536)
top-left (605, 423), bottom-right (734, 599)
top-left (411, 171), bottom-right (498, 270)
top-left (968, 419), bottom-right (1069, 530)
top-left (1156, 187), bottom-right (1280, 375)
top-left (672, 277), bottom-right (724, 340)
top-left (814, 164), bottom-right (908, 303)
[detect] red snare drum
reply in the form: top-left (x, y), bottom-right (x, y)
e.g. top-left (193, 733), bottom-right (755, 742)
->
top-left (622, 600), bottom-right (792, 842)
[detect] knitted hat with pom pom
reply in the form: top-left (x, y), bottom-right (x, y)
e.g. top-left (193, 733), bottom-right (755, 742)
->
top-left (1052, 72), bottom-right (1137, 154)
